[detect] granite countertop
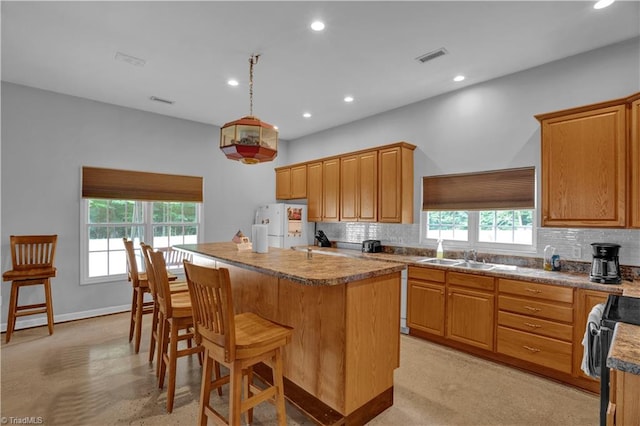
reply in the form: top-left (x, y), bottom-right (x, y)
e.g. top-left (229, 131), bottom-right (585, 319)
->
top-left (302, 246), bottom-right (639, 294)
top-left (606, 286), bottom-right (640, 376)
top-left (175, 242), bottom-right (406, 286)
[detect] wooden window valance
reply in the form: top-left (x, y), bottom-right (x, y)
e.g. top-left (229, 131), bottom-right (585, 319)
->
top-left (422, 167), bottom-right (535, 211)
top-left (82, 166), bottom-right (203, 202)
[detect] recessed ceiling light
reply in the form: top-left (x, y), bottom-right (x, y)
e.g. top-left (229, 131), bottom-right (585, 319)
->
top-left (344, 96), bottom-right (354, 103)
top-left (453, 75), bottom-right (465, 82)
top-left (594, 0), bottom-right (615, 9)
top-left (303, 112), bottom-right (312, 118)
top-left (227, 79), bottom-right (239, 86)
top-left (310, 21), bottom-right (325, 31)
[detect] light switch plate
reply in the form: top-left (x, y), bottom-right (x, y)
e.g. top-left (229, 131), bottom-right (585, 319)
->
top-left (572, 245), bottom-right (582, 259)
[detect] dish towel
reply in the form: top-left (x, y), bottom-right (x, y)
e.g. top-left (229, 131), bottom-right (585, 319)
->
top-left (581, 302), bottom-right (606, 378)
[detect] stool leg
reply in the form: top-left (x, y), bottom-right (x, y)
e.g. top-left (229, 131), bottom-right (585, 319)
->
top-left (149, 302), bottom-right (158, 363)
top-left (273, 348), bottom-right (287, 426)
top-left (6, 282), bottom-right (19, 343)
top-left (245, 367), bottom-right (254, 425)
top-left (198, 348), bottom-right (213, 426)
top-left (128, 289), bottom-right (136, 342)
top-left (134, 288), bottom-right (144, 353)
top-left (229, 363), bottom-right (243, 426)
top-left (43, 279), bottom-right (54, 335)
top-left (166, 318), bottom-right (178, 413)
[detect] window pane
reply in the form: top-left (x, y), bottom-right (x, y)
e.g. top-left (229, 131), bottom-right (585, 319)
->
top-left (183, 203), bottom-right (197, 222)
top-left (89, 251), bottom-right (108, 277)
top-left (426, 211), bottom-right (468, 241)
top-left (478, 209), bottom-right (533, 245)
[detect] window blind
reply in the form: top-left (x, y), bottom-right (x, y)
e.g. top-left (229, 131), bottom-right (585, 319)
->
top-left (422, 167), bottom-right (535, 211)
top-left (82, 166), bottom-right (203, 202)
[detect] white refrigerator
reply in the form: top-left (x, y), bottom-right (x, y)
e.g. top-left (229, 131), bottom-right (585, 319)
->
top-left (255, 203), bottom-right (312, 249)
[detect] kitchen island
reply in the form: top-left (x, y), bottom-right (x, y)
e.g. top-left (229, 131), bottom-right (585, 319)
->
top-left (175, 242), bottom-right (406, 425)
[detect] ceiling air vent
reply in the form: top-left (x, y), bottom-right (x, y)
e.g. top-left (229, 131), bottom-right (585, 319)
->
top-left (149, 96), bottom-right (175, 105)
top-left (415, 48), bottom-right (448, 64)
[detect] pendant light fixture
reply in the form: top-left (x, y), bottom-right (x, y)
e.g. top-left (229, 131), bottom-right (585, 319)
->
top-left (220, 54), bottom-right (278, 164)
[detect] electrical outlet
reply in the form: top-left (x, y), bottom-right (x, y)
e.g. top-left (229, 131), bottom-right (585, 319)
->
top-left (572, 245), bottom-right (582, 259)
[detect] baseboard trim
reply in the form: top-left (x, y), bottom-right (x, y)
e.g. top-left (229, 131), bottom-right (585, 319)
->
top-left (0, 304), bottom-right (130, 333)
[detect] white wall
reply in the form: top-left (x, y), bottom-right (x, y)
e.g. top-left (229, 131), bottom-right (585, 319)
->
top-left (286, 37), bottom-right (640, 265)
top-left (1, 83), bottom-right (287, 329)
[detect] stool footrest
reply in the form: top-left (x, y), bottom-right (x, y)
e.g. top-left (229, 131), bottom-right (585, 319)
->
top-left (16, 303), bottom-right (47, 311)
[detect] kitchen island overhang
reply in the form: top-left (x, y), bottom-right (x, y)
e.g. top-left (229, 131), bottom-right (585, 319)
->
top-left (175, 242), bottom-right (405, 425)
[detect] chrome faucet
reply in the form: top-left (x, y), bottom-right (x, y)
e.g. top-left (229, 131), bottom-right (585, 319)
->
top-left (464, 249), bottom-right (477, 262)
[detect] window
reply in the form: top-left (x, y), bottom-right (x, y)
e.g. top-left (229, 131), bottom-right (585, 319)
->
top-left (81, 199), bottom-right (201, 284)
top-left (422, 209), bottom-right (535, 251)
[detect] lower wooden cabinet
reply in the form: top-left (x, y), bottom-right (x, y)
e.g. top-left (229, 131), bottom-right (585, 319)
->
top-left (610, 368), bottom-right (640, 426)
top-left (447, 286), bottom-right (495, 351)
top-left (407, 266), bottom-right (619, 392)
top-left (407, 266), bottom-right (445, 336)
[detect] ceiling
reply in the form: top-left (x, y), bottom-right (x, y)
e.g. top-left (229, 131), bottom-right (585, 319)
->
top-left (2, 1), bottom-right (639, 141)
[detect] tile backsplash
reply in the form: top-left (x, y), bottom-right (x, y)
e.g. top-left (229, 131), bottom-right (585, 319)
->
top-left (316, 222), bottom-right (640, 267)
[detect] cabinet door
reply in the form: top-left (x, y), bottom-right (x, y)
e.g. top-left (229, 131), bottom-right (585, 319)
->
top-left (446, 287), bottom-right (495, 351)
top-left (541, 104), bottom-right (627, 227)
top-left (340, 151), bottom-right (378, 222)
top-left (340, 155), bottom-right (359, 221)
top-left (407, 280), bottom-right (445, 336)
top-left (290, 164), bottom-right (307, 199)
top-left (630, 97), bottom-right (640, 228)
top-left (359, 151), bottom-right (378, 222)
top-left (275, 168), bottom-right (291, 200)
top-left (574, 289), bottom-right (610, 381)
top-left (307, 162), bottom-right (323, 222)
top-left (323, 158), bottom-right (340, 222)
top-left (378, 147), bottom-right (402, 223)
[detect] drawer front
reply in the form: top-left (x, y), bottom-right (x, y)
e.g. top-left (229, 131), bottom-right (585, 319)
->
top-left (498, 279), bottom-right (573, 304)
top-left (498, 311), bottom-right (573, 341)
top-left (497, 326), bottom-right (572, 374)
top-left (408, 266), bottom-right (445, 283)
top-left (448, 272), bottom-right (495, 291)
top-left (498, 295), bottom-right (573, 323)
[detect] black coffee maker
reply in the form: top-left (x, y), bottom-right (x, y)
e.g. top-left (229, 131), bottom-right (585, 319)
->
top-left (589, 243), bottom-right (622, 284)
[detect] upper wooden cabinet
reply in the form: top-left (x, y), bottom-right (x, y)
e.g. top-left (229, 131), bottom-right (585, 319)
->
top-left (536, 92), bottom-right (639, 228)
top-left (275, 164), bottom-right (307, 200)
top-left (307, 158), bottom-right (340, 222)
top-left (340, 151), bottom-right (377, 222)
top-left (630, 95), bottom-right (640, 228)
top-left (276, 142), bottom-right (415, 223)
top-left (307, 162), bottom-right (323, 222)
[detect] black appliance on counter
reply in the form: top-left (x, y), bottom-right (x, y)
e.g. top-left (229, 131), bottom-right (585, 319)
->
top-left (598, 294), bottom-right (640, 426)
top-left (590, 243), bottom-right (622, 284)
top-left (315, 230), bottom-right (331, 247)
top-left (362, 239), bottom-right (382, 253)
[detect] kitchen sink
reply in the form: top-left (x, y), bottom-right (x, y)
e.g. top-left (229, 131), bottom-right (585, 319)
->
top-left (453, 261), bottom-right (496, 270)
top-left (417, 258), bottom-right (462, 265)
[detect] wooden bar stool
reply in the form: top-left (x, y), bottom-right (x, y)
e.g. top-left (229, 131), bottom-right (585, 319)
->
top-left (183, 261), bottom-right (293, 426)
top-left (145, 248), bottom-right (202, 413)
top-left (123, 238), bottom-right (155, 354)
top-left (2, 235), bottom-right (57, 343)
top-left (140, 243), bottom-right (189, 369)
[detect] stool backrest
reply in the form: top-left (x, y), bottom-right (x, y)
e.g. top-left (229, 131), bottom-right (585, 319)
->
top-left (146, 249), bottom-right (174, 317)
top-left (10, 235), bottom-right (57, 271)
top-left (139, 243), bottom-right (157, 298)
top-left (123, 238), bottom-right (142, 288)
top-left (183, 261), bottom-right (236, 362)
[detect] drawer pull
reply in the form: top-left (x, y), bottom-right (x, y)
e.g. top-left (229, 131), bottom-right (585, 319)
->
top-left (525, 288), bottom-right (542, 294)
top-left (524, 305), bottom-right (541, 312)
top-left (523, 345), bottom-right (541, 353)
top-left (524, 322), bottom-right (542, 329)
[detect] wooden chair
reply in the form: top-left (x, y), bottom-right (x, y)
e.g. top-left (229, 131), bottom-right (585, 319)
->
top-left (145, 248), bottom-right (202, 413)
top-left (2, 235), bottom-right (57, 343)
top-left (183, 261), bottom-right (293, 426)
